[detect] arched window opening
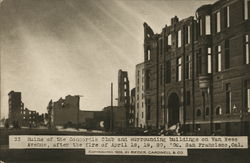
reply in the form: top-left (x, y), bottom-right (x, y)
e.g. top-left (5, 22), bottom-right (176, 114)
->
top-left (216, 106), bottom-right (222, 115)
top-left (196, 109), bottom-right (202, 117)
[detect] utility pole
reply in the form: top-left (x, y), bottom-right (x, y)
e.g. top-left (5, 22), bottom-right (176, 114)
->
top-left (76, 95), bottom-right (83, 130)
top-left (110, 83), bottom-right (114, 133)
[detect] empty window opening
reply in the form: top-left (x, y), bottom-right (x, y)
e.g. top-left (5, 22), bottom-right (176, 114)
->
top-left (177, 57), bottom-right (182, 81)
top-left (177, 30), bottom-right (182, 48)
top-left (187, 25), bottom-right (191, 44)
top-left (216, 45), bottom-right (222, 72)
top-left (147, 49), bottom-right (151, 61)
top-left (244, 0), bottom-right (250, 20)
top-left (168, 34), bottom-right (172, 46)
top-left (244, 35), bottom-right (249, 64)
top-left (216, 106), bottom-right (222, 115)
top-left (216, 11), bottom-right (221, 33)
top-left (225, 6), bottom-right (230, 28)
top-left (205, 15), bottom-right (211, 35)
top-left (207, 47), bottom-right (212, 73)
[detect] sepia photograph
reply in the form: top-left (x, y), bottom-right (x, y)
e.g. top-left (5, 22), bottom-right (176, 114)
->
top-left (0, 0), bottom-right (250, 162)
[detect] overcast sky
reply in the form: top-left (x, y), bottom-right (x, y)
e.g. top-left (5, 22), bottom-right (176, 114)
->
top-left (0, 0), bottom-right (216, 118)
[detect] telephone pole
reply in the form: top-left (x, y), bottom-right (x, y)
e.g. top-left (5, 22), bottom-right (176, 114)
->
top-left (110, 83), bottom-right (114, 133)
top-left (76, 95), bottom-right (83, 130)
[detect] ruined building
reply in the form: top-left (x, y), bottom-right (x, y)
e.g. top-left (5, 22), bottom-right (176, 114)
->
top-left (135, 62), bottom-right (146, 128)
top-left (143, 0), bottom-right (250, 135)
top-left (48, 95), bottom-right (80, 126)
top-left (20, 107), bottom-right (43, 127)
top-left (118, 69), bottom-right (131, 127)
top-left (8, 91), bottom-right (44, 127)
top-left (118, 69), bottom-right (130, 107)
top-left (47, 95), bottom-right (105, 129)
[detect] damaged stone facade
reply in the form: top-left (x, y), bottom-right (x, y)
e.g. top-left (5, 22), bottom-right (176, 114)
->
top-left (118, 69), bottom-right (131, 127)
top-left (118, 69), bottom-right (130, 107)
top-left (20, 108), bottom-right (45, 127)
top-left (8, 91), bottom-right (22, 125)
top-left (143, 0), bottom-right (250, 135)
top-left (49, 95), bottom-right (80, 126)
top-left (8, 91), bottom-right (45, 127)
top-left (48, 95), bottom-right (105, 129)
top-left (135, 62), bottom-right (146, 128)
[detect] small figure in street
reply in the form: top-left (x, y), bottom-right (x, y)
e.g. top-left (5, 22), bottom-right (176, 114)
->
top-left (4, 119), bottom-right (9, 129)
